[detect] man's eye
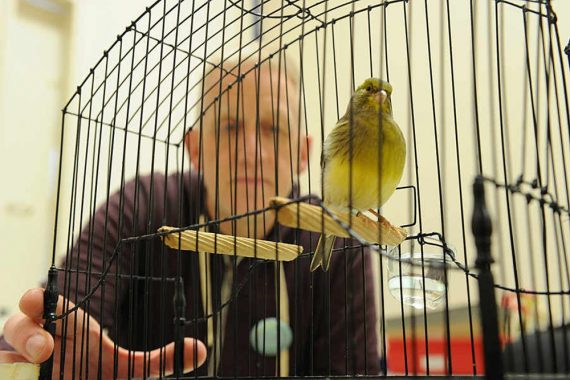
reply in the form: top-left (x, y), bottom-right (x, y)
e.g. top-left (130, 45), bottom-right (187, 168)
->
top-left (267, 125), bottom-right (281, 134)
top-left (259, 123), bottom-right (276, 133)
top-left (226, 122), bottom-right (238, 131)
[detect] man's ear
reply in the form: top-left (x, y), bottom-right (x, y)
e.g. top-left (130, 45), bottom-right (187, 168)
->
top-left (184, 128), bottom-right (200, 169)
top-left (297, 134), bottom-right (312, 174)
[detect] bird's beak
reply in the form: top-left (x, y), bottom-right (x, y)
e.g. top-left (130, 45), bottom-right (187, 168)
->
top-left (375, 90), bottom-right (388, 105)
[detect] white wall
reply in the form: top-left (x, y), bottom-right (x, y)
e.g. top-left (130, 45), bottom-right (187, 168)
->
top-left (0, 0), bottom-right (71, 330)
top-left (71, 1), bottom-right (160, 88)
top-left (0, 0), bottom-right (156, 330)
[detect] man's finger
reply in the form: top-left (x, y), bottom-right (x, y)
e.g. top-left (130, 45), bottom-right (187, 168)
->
top-left (18, 288), bottom-right (45, 322)
top-left (0, 351), bottom-right (29, 363)
top-left (2, 313), bottom-right (55, 363)
top-left (112, 338), bottom-right (207, 378)
top-left (18, 288), bottom-right (100, 340)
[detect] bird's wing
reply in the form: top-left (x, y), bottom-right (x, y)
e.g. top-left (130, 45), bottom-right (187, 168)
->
top-left (322, 116), bottom-right (350, 168)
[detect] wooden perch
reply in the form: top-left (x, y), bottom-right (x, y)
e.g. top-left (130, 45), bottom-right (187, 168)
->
top-left (159, 226), bottom-right (302, 261)
top-left (0, 363), bottom-right (39, 380)
top-left (269, 196), bottom-right (407, 247)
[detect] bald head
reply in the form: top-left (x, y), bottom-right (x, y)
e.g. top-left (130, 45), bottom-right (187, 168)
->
top-left (199, 52), bottom-right (301, 132)
top-left (185, 50), bottom-right (311, 238)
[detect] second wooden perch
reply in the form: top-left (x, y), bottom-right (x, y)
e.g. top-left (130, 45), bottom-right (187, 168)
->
top-left (270, 197), bottom-right (407, 247)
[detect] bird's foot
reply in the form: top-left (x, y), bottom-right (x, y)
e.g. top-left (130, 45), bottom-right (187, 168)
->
top-left (367, 209), bottom-right (380, 218)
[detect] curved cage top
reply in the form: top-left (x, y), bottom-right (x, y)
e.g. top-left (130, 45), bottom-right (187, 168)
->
top-left (56, 0), bottom-right (569, 289)
top-left (62, 0), bottom-right (561, 146)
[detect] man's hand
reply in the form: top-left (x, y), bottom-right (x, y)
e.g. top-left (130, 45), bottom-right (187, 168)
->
top-left (0, 288), bottom-right (207, 378)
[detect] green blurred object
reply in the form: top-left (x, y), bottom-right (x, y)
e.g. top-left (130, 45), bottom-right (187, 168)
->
top-left (249, 317), bottom-right (293, 356)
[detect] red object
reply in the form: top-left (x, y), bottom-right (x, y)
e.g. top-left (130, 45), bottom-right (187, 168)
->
top-left (387, 336), bottom-right (485, 375)
top-left (500, 293), bottom-right (534, 314)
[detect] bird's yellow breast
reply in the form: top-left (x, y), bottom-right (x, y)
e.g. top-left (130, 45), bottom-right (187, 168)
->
top-left (323, 117), bottom-right (406, 210)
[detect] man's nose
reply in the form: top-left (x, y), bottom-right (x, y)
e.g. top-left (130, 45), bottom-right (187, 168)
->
top-left (241, 122), bottom-right (262, 159)
top-left (242, 125), bottom-right (256, 154)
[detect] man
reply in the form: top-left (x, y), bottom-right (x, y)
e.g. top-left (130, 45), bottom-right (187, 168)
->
top-left (0, 52), bottom-right (380, 378)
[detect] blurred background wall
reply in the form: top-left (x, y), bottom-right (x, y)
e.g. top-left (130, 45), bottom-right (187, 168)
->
top-left (0, 0), bottom-right (157, 329)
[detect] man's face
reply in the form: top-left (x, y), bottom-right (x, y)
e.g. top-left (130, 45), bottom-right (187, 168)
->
top-left (187, 63), bottom-right (311, 237)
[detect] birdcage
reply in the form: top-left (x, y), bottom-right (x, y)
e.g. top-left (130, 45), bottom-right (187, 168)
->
top-left (33, 0), bottom-right (570, 379)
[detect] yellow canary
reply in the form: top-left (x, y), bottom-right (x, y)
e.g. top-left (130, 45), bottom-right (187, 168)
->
top-left (310, 78), bottom-right (406, 271)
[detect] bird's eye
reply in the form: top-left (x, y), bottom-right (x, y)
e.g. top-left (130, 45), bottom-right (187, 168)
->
top-left (366, 86), bottom-right (372, 92)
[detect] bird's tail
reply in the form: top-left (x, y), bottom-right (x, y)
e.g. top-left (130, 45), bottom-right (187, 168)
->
top-left (310, 234), bottom-right (336, 272)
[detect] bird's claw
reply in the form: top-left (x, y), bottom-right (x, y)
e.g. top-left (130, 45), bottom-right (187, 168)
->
top-left (367, 209), bottom-right (380, 218)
